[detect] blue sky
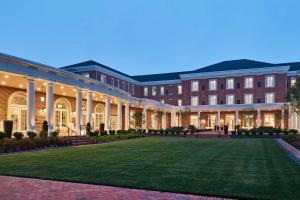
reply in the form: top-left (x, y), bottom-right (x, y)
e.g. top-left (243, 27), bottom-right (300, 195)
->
top-left (1, 0), bottom-right (300, 75)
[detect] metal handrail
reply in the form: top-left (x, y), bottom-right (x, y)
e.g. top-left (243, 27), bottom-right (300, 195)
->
top-left (63, 125), bottom-right (81, 145)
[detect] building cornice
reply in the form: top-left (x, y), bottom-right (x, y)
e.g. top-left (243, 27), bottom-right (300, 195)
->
top-left (179, 66), bottom-right (290, 80)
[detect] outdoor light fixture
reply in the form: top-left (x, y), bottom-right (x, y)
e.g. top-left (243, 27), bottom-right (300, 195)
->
top-left (19, 84), bottom-right (23, 88)
top-left (1, 81), bottom-right (6, 85)
top-left (40, 96), bottom-right (45, 102)
top-left (4, 75), bottom-right (9, 78)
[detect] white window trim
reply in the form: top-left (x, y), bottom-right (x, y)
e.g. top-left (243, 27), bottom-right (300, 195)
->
top-left (160, 86), bottom-right (164, 95)
top-left (244, 93), bottom-right (253, 105)
top-left (144, 87), bottom-right (148, 96)
top-left (191, 81), bottom-right (199, 91)
top-left (265, 92), bottom-right (275, 104)
top-left (265, 75), bottom-right (275, 88)
top-left (226, 78), bottom-right (234, 90)
top-left (191, 96), bottom-right (199, 106)
top-left (209, 79), bottom-right (217, 91)
top-left (208, 95), bottom-right (217, 106)
top-left (244, 77), bottom-right (253, 89)
top-left (178, 99), bottom-right (182, 106)
top-left (178, 85), bottom-right (182, 94)
top-left (152, 86), bottom-right (156, 96)
top-left (226, 94), bottom-right (235, 105)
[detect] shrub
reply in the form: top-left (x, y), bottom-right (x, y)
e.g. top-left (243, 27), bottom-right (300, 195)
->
top-left (100, 131), bottom-right (108, 136)
top-left (50, 131), bottom-right (59, 138)
top-left (288, 129), bottom-right (298, 134)
top-left (245, 129), bottom-right (250, 135)
top-left (27, 131), bottom-right (37, 139)
top-left (231, 131), bottom-right (236, 135)
top-left (13, 132), bottom-right (24, 140)
top-left (250, 129), bottom-right (257, 135)
top-left (274, 128), bottom-right (281, 135)
top-left (39, 131), bottom-right (48, 138)
top-left (237, 129), bottom-right (243, 135)
top-left (0, 131), bottom-right (5, 140)
top-left (116, 130), bottom-right (123, 134)
top-left (42, 121), bottom-right (48, 132)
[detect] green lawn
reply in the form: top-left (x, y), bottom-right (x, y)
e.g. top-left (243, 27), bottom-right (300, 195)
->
top-left (0, 137), bottom-right (299, 200)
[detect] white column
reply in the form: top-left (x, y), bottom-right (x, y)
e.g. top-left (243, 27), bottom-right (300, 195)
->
top-left (143, 106), bottom-right (147, 130)
top-left (105, 96), bottom-right (111, 131)
top-left (257, 109), bottom-right (261, 128)
top-left (46, 82), bottom-right (54, 132)
top-left (76, 89), bottom-right (83, 133)
top-left (217, 110), bottom-right (221, 130)
top-left (154, 110), bottom-right (158, 129)
top-left (281, 109), bottom-right (285, 129)
top-left (171, 111), bottom-right (176, 127)
top-left (117, 98), bottom-right (122, 130)
top-left (197, 111), bottom-right (201, 129)
top-left (86, 91), bottom-right (93, 128)
top-left (27, 79), bottom-right (35, 132)
top-left (162, 111), bottom-right (166, 129)
top-left (125, 102), bottom-right (130, 130)
top-left (235, 110), bottom-right (239, 128)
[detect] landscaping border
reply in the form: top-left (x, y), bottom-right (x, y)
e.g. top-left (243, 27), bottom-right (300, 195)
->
top-left (275, 138), bottom-right (300, 165)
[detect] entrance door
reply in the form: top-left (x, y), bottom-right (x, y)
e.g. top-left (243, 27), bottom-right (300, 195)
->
top-left (11, 107), bottom-right (27, 132)
top-left (264, 114), bottom-right (275, 127)
top-left (225, 114), bottom-right (235, 131)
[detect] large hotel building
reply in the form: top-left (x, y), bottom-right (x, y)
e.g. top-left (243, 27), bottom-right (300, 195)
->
top-left (0, 52), bottom-right (299, 134)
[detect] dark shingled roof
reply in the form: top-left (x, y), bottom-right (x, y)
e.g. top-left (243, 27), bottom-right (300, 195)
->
top-left (192, 59), bottom-right (275, 73)
top-left (61, 60), bottom-right (133, 78)
top-left (62, 59), bottom-right (300, 83)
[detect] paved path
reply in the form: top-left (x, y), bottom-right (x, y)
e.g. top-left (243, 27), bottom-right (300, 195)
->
top-left (0, 176), bottom-right (234, 200)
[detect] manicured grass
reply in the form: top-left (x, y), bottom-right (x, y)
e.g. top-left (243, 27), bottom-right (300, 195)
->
top-left (0, 137), bottom-right (299, 200)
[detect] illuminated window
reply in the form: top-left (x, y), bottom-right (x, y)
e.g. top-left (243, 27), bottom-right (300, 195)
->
top-left (208, 114), bottom-right (216, 128)
top-left (191, 81), bottom-right (198, 91)
top-left (209, 80), bottom-right (217, 91)
top-left (226, 94), bottom-right (235, 105)
top-left (191, 96), bottom-right (199, 106)
top-left (291, 77), bottom-right (296, 87)
top-left (161, 86), bottom-right (165, 95)
top-left (265, 75), bottom-right (275, 88)
top-left (244, 77), bottom-right (253, 89)
top-left (226, 78), bottom-right (234, 89)
top-left (244, 93), bottom-right (253, 104)
top-left (264, 114), bottom-right (275, 127)
top-left (144, 87), bottom-right (148, 96)
top-left (190, 115), bottom-right (198, 127)
top-left (209, 95), bottom-right (217, 105)
top-left (178, 85), bottom-right (182, 94)
top-left (152, 86), bottom-right (156, 96)
top-left (178, 99), bottom-right (182, 106)
top-left (100, 74), bottom-right (106, 83)
top-left (265, 93), bottom-right (275, 104)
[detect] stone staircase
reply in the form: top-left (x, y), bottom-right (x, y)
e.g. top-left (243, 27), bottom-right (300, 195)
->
top-left (69, 136), bottom-right (92, 146)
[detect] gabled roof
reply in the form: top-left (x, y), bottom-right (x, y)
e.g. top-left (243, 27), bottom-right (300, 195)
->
top-left (61, 60), bottom-right (133, 78)
top-left (192, 59), bottom-right (275, 73)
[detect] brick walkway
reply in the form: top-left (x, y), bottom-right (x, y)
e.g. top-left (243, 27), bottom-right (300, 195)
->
top-left (0, 176), bottom-right (234, 200)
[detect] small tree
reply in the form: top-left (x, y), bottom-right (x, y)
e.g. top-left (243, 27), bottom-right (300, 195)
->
top-left (130, 111), bottom-right (145, 129)
top-left (285, 75), bottom-right (300, 117)
top-left (177, 107), bottom-right (191, 127)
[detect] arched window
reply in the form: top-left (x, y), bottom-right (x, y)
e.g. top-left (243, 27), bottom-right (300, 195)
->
top-left (54, 99), bottom-right (71, 128)
top-left (8, 92), bottom-right (27, 132)
top-left (94, 104), bottom-right (104, 129)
